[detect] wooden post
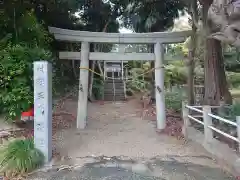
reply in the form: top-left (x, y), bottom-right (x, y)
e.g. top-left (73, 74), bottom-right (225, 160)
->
top-left (154, 42), bottom-right (166, 130)
top-left (182, 101), bottom-right (189, 137)
top-left (77, 42), bottom-right (89, 129)
top-left (236, 116), bottom-right (240, 152)
top-left (203, 106), bottom-right (213, 143)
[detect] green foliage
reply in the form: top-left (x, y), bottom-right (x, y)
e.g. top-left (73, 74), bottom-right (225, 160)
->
top-left (122, 0), bottom-right (185, 32)
top-left (0, 12), bottom-right (52, 121)
top-left (168, 43), bottom-right (188, 57)
top-left (0, 44), bottom-right (52, 120)
top-left (126, 68), bottom-right (149, 93)
top-left (218, 102), bottom-right (240, 121)
top-left (165, 62), bottom-right (187, 87)
top-left (0, 138), bottom-right (44, 177)
top-left (227, 72), bottom-right (240, 88)
top-left (17, 11), bottom-right (52, 48)
top-left (224, 47), bottom-right (240, 71)
top-left (92, 78), bottom-right (104, 100)
top-left (229, 103), bottom-right (240, 117)
top-left (165, 89), bottom-right (184, 112)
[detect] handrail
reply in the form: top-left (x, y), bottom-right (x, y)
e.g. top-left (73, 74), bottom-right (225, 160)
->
top-left (208, 125), bottom-right (240, 143)
top-left (186, 105), bottom-right (224, 108)
top-left (188, 115), bottom-right (204, 125)
top-left (190, 106), bottom-right (202, 108)
top-left (208, 113), bottom-right (237, 127)
top-left (186, 105), bottom-right (203, 113)
top-left (183, 104), bottom-right (240, 149)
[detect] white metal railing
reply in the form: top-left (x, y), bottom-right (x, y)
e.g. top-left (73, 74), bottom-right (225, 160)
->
top-left (207, 113), bottom-right (237, 127)
top-left (182, 102), bottom-right (240, 149)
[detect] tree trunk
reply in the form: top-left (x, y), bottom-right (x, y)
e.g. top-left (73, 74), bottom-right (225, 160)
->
top-left (187, 1), bottom-right (197, 105)
top-left (204, 39), bottom-right (232, 105)
top-left (89, 60), bottom-right (96, 99)
top-left (202, 0), bottom-right (232, 105)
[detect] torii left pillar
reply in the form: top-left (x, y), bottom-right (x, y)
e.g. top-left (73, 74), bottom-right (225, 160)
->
top-left (77, 42), bottom-right (89, 129)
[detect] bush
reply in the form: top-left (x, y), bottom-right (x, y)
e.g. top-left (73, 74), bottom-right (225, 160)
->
top-left (0, 44), bottom-right (52, 121)
top-left (126, 68), bottom-right (149, 93)
top-left (218, 102), bottom-right (240, 121)
top-left (0, 11), bottom-right (52, 121)
top-left (92, 78), bottom-right (104, 100)
top-left (165, 89), bottom-right (183, 112)
top-left (0, 138), bottom-right (44, 177)
top-left (227, 72), bottom-right (240, 88)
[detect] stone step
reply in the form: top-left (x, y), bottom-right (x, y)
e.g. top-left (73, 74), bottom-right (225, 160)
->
top-left (104, 87), bottom-right (124, 90)
top-left (104, 97), bottom-right (126, 101)
top-left (104, 94), bottom-right (125, 97)
top-left (104, 88), bottom-right (125, 91)
top-left (104, 91), bottom-right (125, 94)
top-left (103, 79), bottom-right (125, 101)
top-left (104, 82), bottom-right (124, 85)
top-left (104, 83), bottom-right (124, 87)
top-left (104, 93), bottom-right (125, 96)
top-left (104, 84), bottom-right (124, 87)
top-left (104, 89), bottom-right (124, 92)
top-left (104, 95), bottom-right (125, 97)
top-left (105, 79), bottom-right (124, 82)
top-left (104, 98), bottom-right (125, 101)
top-left (104, 83), bottom-right (124, 85)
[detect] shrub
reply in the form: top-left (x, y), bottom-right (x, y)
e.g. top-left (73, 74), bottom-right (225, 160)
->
top-left (227, 72), bottom-right (240, 88)
top-left (0, 44), bottom-right (52, 121)
top-left (0, 138), bottom-right (44, 177)
top-left (165, 89), bottom-right (183, 112)
top-left (92, 78), bottom-right (104, 100)
top-left (126, 68), bottom-right (149, 93)
top-left (218, 102), bottom-right (240, 121)
top-left (0, 11), bottom-right (52, 121)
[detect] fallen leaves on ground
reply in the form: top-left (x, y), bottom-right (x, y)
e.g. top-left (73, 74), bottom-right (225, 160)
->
top-left (139, 103), bottom-right (184, 139)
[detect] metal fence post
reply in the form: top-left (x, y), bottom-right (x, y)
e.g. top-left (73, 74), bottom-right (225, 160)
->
top-left (182, 101), bottom-right (190, 137)
top-left (203, 106), bottom-right (213, 143)
top-left (236, 116), bottom-right (240, 152)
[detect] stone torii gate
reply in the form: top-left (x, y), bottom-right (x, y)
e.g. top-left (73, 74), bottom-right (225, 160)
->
top-left (48, 27), bottom-right (191, 130)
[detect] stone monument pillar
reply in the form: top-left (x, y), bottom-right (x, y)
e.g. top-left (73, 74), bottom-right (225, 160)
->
top-left (33, 61), bottom-right (52, 162)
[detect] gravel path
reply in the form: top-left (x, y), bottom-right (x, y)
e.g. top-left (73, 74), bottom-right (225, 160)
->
top-left (26, 99), bottom-right (235, 180)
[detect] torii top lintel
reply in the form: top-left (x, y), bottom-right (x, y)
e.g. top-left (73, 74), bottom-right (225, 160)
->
top-left (48, 27), bottom-right (192, 44)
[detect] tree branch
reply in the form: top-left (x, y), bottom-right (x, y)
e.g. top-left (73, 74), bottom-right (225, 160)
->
top-left (190, 0), bottom-right (201, 30)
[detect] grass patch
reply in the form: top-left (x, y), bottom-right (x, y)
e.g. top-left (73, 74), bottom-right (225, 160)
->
top-left (0, 138), bottom-right (44, 177)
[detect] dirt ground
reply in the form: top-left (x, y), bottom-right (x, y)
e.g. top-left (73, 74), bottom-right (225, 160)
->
top-left (0, 93), bottom-right (236, 179)
top-left (24, 96), bottom-right (232, 179)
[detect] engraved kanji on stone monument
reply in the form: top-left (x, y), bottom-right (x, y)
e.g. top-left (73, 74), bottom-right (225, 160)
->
top-left (36, 63), bottom-right (44, 73)
top-left (37, 92), bottom-right (44, 100)
top-left (34, 61), bottom-right (52, 162)
top-left (36, 78), bottom-right (45, 86)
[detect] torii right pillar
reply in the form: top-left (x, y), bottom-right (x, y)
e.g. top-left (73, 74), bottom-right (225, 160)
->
top-left (154, 42), bottom-right (166, 130)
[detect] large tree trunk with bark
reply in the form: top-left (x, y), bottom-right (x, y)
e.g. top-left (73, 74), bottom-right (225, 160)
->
top-left (202, 0), bottom-right (232, 105)
top-left (204, 39), bottom-right (232, 105)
